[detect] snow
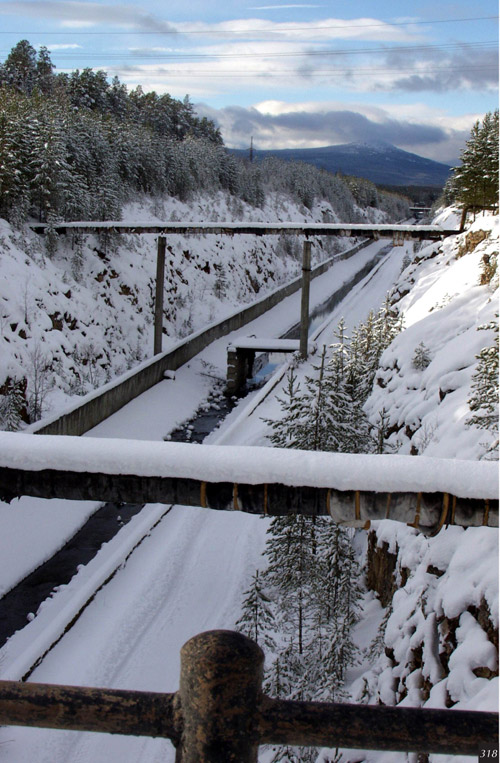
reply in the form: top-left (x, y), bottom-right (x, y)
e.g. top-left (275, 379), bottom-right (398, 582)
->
top-left (365, 213), bottom-right (499, 459)
top-left (0, 205), bottom-right (498, 763)
top-left (326, 519), bottom-right (499, 763)
top-left (0, 504), bottom-right (271, 763)
top-left (0, 497), bottom-right (100, 596)
top-left (0, 234), bottom-right (395, 594)
top-left (1, 432), bottom-right (497, 499)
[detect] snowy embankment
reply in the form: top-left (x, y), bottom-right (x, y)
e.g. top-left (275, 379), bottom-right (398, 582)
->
top-left (365, 211), bottom-right (499, 460)
top-left (315, 522), bottom-right (499, 763)
top-left (0, 239), bottom-right (390, 597)
top-left (0, 190), bottom-right (369, 423)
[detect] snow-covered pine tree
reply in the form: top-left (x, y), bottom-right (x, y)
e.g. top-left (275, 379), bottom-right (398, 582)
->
top-left (264, 366), bottom-right (305, 449)
top-left (236, 570), bottom-right (276, 649)
top-left (263, 514), bottom-right (316, 659)
top-left (466, 318), bottom-right (499, 458)
top-left (0, 379), bottom-right (25, 430)
top-left (448, 110), bottom-right (499, 211)
top-left (412, 341), bottom-right (432, 370)
top-left (308, 521), bottom-right (364, 701)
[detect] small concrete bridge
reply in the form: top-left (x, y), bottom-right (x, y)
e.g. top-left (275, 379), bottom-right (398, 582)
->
top-left (226, 338), bottom-right (312, 394)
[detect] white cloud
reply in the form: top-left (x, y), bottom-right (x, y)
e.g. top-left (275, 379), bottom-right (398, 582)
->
top-left (194, 99), bottom-right (474, 163)
top-left (0, 1), bottom-right (178, 33)
top-left (174, 17), bottom-right (417, 43)
top-left (38, 43), bottom-right (82, 50)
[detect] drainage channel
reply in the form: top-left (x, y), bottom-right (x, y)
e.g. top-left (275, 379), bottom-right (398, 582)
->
top-left (0, 502), bottom-right (144, 648)
top-left (167, 247), bottom-right (392, 444)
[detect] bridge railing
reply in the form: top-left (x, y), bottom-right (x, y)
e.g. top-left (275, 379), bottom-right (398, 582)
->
top-left (0, 630), bottom-right (496, 760)
top-left (0, 433), bottom-right (498, 531)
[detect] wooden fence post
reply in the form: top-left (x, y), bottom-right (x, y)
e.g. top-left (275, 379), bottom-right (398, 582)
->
top-left (175, 630), bottom-right (264, 762)
top-left (154, 236), bottom-right (166, 355)
top-left (300, 240), bottom-right (312, 359)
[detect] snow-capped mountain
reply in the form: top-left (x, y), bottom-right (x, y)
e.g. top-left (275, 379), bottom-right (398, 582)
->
top-left (230, 141), bottom-right (452, 187)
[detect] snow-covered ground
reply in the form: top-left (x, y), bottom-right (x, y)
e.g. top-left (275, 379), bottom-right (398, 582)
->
top-left (0, 238), bottom-right (392, 597)
top-left (0, 191), bottom-right (371, 422)
top-left (0, 208), bottom-right (497, 762)
top-left (365, 212), bottom-right (499, 460)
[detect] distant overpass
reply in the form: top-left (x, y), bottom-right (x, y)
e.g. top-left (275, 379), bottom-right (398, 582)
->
top-left (30, 220), bottom-right (460, 241)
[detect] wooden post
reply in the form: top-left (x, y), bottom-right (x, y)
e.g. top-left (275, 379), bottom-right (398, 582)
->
top-left (154, 236), bottom-right (166, 355)
top-left (175, 630), bottom-right (264, 762)
top-left (300, 240), bottom-right (312, 359)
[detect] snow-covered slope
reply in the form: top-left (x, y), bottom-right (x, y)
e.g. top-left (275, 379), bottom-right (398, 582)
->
top-left (0, 191), bottom-right (377, 428)
top-left (317, 520), bottom-right (498, 763)
top-left (365, 211), bottom-right (498, 460)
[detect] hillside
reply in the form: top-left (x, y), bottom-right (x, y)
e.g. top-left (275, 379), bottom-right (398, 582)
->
top-left (0, 188), bottom-right (403, 430)
top-left (230, 142), bottom-right (452, 187)
top-left (365, 209), bottom-right (498, 461)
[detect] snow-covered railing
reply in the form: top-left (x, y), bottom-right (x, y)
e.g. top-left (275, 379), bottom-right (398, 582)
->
top-left (30, 220), bottom-right (460, 240)
top-left (0, 434), bottom-right (497, 531)
top-left (0, 630), bottom-right (496, 759)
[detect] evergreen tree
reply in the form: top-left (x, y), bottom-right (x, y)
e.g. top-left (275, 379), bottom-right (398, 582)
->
top-left (0, 379), bottom-right (25, 430)
top-left (466, 318), bottom-right (499, 457)
top-left (35, 47), bottom-right (55, 95)
top-left (448, 110), bottom-right (499, 210)
top-left (0, 39), bottom-right (37, 94)
top-left (412, 341), bottom-right (432, 370)
top-left (236, 571), bottom-right (275, 649)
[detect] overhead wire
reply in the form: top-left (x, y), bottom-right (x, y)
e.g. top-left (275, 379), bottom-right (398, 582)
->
top-left (0, 40), bottom-right (496, 62)
top-left (0, 14), bottom-right (497, 35)
top-left (99, 66), bottom-right (497, 78)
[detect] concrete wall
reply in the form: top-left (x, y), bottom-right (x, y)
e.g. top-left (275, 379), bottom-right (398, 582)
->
top-left (31, 239), bottom-right (370, 436)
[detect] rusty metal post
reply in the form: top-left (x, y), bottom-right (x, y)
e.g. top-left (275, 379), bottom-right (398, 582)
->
top-left (300, 240), bottom-right (312, 359)
top-left (175, 629), bottom-right (264, 762)
top-left (154, 236), bottom-right (166, 355)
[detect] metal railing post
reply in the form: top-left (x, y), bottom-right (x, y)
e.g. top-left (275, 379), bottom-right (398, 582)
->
top-left (175, 630), bottom-right (264, 762)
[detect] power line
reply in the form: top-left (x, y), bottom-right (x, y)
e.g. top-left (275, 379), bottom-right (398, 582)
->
top-left (0, 15), bottom-right (497, 35)
top-left (92, 65), bottom-right (498, 78)
top-left (1, 40), bottom-right (496, 62)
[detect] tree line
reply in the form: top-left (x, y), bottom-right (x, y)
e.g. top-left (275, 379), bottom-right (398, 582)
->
top-left (0, 40), bottom-right (408, 228)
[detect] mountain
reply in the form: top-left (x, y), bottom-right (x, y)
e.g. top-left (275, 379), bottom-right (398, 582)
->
top-left (230, 141), bottom-right (452, 187)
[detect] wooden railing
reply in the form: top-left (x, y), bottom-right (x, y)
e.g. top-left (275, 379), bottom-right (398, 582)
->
top-left (0, 630), bottom-right (496, 761)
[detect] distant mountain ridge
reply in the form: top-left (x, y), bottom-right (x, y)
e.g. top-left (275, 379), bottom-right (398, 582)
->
top-left (230, 141), bottom-right (452, 187)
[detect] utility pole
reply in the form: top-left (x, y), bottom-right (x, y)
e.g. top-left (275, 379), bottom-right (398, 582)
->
top-left (249, 136), bottom-right (254, 164)
top-left (300, 240), bottom-right (311, 359)
top-left (154, 236), bottom-right (166, 355)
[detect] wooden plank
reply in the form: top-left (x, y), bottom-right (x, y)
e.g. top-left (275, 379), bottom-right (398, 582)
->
top-left (0, 680), bottom-right (178, 740)
top-left (258, 696), bottom-right (498, 756)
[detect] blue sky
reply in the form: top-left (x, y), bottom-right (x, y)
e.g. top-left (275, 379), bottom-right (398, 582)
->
top-left (0, 0), bottom-right (497, 163)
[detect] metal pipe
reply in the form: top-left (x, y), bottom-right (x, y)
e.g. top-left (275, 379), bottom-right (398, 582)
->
top-left (154, 236), bottom-right (166, 355)
top-left (300, 240), bottom-right (312, 358)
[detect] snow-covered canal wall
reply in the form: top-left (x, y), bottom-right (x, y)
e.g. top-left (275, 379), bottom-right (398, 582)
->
top-left (28, 239), bottom-right (370, 437)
